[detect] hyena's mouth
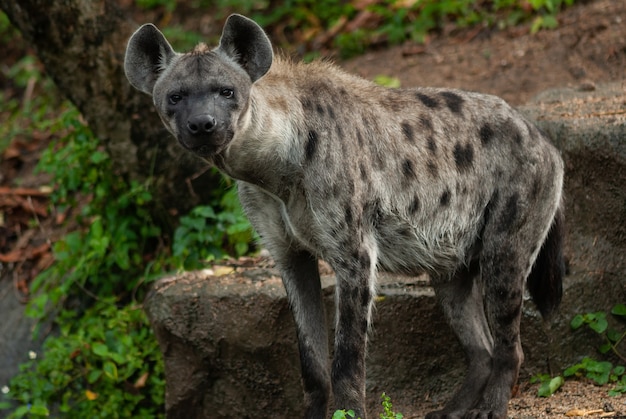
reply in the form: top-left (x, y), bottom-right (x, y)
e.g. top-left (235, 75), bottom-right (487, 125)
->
top-left (190, 144), bottom-right (214, 157)
top-left (178, 138), bottom-right (219, 158)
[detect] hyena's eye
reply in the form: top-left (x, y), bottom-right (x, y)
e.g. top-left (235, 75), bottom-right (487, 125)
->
top-left (220, 88), bottom-right (234, 99)
top-left (168, 94), bottom-right (183, 105)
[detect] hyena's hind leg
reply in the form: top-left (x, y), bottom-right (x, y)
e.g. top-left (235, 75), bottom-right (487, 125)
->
top-left (466, 202), bottom-right (563, 419)
top-left (426, 261), bottom-right (494, 419)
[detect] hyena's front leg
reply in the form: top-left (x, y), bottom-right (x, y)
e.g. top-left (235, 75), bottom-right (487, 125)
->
top-left (329, 242), bottom-right (378, 419)
top-left (277, 249), bottom-right (331, 419)
top-left (240, 185), bottom-right (331, 418)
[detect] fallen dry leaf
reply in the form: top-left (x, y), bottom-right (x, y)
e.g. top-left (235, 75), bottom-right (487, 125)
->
top-left (566, 409), bottom-right (607, 417)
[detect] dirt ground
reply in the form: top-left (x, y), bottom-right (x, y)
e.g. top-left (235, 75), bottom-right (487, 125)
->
top-left (1, 0), bottom-right (625, 417)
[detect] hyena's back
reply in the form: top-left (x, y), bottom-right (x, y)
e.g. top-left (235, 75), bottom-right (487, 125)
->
top-left (260, 63), bottom-right (563, 279)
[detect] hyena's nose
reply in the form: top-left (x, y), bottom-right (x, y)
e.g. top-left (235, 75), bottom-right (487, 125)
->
top-left (187, 114), bottom-right (216, 135)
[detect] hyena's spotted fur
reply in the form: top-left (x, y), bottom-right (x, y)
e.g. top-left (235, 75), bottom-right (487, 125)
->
top-left (125, 14), bottom-right (565, 419)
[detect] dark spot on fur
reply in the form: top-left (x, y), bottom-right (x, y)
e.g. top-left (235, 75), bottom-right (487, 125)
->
top-left (419, 115), bottom-right (433, 131)
top-left (347, 180), bottom-right (355, 196)
top-left (453, 142), bottom-right (474, 172)
top-left (440, 91), bottom-right (464, 114)
top-left (531, 178), bottom-right (541, 201)
top-left (494, 289), bottom-right (523, 326)
top-left (401, 122), bottom-right (414, 143)
top-left (513, 127), bottom-right (523, 145)
top-left (427, 137), bottom-right (437, 154)
top-left (364, 199), bottom-right (384, 228)
top-left (357, 129), bottom-right (364, 147)
top-left (409, 196), bottom-right (420, 214)
top-left (375, 152), bottom-right (386, 170)
top-left (402, 159), bottom-right (416, 178)
top-left (301, 97), bottom-right (313, 110)
top-left (327, 105), bottom-right (336, 119)
top-left (305, 130), bottom-right (318, 161)
top-left (427, 161), bottom-right (438, 177)
top-left (315, 103), bottom-right (325, 115)
top-left (359, 251), bottom-right (371, 269)
top-left (480, 123), bottom-right (495, 146)
top-left (499, 193), bottom-right (520, 232)
top-left (479, 190), bottom-right (499, 237)
top-left (399, 227), bottom-right (413, 238)
top-left (416, 92), bottom-right (439, 108)
top-left (440, 189), bottom-right (451, 207)
top-left (359, 163), bottom-right (369, 181)
top-left (360, 286), bottom-right (370, 308)
top-left (345, 206), bottom-right (353, 226)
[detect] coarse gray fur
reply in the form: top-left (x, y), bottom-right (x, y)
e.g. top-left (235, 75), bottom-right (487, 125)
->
top-left (125, 14), bottom-right (565, 419)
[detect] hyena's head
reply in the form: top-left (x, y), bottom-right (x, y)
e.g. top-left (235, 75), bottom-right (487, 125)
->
top-left (124, 15), bottom-right (273, 159)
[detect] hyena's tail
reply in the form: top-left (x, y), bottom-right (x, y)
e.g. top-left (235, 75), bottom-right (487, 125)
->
top-left (527, 207), bottom-right (565, 319)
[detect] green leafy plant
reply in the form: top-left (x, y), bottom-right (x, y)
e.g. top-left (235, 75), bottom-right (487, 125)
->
top-left (1, 42), bottom-right (254, 417)
top-left (26, 106), bottom-right (165, 322)
top-left (566, 303), bottom-right (626, 396)
top-left (534, 302), bottom-right (626, 397)
top-left (0, 300), bottom-right (165, 418)
top-left (172, 184), bottom-right (254, 270)
top-left (332, 392), bottom-right (403, 419)
top-left (571, 304), bottom-right (626, 360)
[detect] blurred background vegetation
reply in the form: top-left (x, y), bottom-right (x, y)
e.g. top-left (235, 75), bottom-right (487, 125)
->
top-left (0, 0), bottom-right (575, 417)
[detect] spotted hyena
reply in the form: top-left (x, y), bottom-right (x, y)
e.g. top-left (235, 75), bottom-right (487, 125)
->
top-left (125, 14), bottom-right (565, 419)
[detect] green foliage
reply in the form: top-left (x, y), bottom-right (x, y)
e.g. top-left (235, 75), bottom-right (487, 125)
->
top-left (135, 0), bottom-right (176, 12)
top-left (534, 302), bottom-right (626, 397)
top-left (380, 392), bottom-right (403, 419)
top-left (332, 392), bottom-right (403, 419)
top-left (172, 184), bottom-right (254, 270)
top-left (0, 300), bottom-right (164, 418)
top-left (26, 106), bottom-right (165, 321)
top-left (0, 52), bottom-right (62, 153)
top-left (571, 304), bottom-right (626, 363)
top-left (1, 42), bottom-right (253, 417)
top-left (131, 0), bottom-right (579, 58)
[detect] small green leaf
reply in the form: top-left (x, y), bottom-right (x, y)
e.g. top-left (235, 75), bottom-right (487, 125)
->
top-left (103, 361), bottom-right (118, 380)
top-left (589, 315), bottom-right (608, 334)
top-left (13, 405), bottom-right (30, 418)
top-left (89, 151), bottom-right (108, 164)
top-left (373, 75), bottom-right (401, 88)
top-left (607, 328), bottom-right (623, 343)
top-left (599, 342), bottom-right (612, 354)
top-left (29, 404), bottom-right (50, 416)
top-left (564, 363), bottom-right (583, 377)
top-left (613, 365), bottom-right (625, 376)
top-left (612, 304), bottom-right (626, 317)
top-left (570, 314), bottom-right (584, 330)
top-left (92, 342), bottom-right (109, 357)
top-left (538, 375), bottom-right (563, 397)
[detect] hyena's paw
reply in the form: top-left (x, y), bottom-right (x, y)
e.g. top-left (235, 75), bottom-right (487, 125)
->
top-left (425, 407), bottom-right (507, 419)
top-left (424, 409), bottom-right (465, 419)
top-left (461, 408), bottom-right (507, 419)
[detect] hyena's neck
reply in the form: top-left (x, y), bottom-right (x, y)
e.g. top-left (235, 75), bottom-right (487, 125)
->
top-left (219, 58), bottom-right (328, 197)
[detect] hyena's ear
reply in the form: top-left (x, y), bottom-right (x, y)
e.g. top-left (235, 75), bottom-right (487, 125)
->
top-left (217, 14), bottom-right (273, 82)
top-left (124, 24), bottom-right (176, 95)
